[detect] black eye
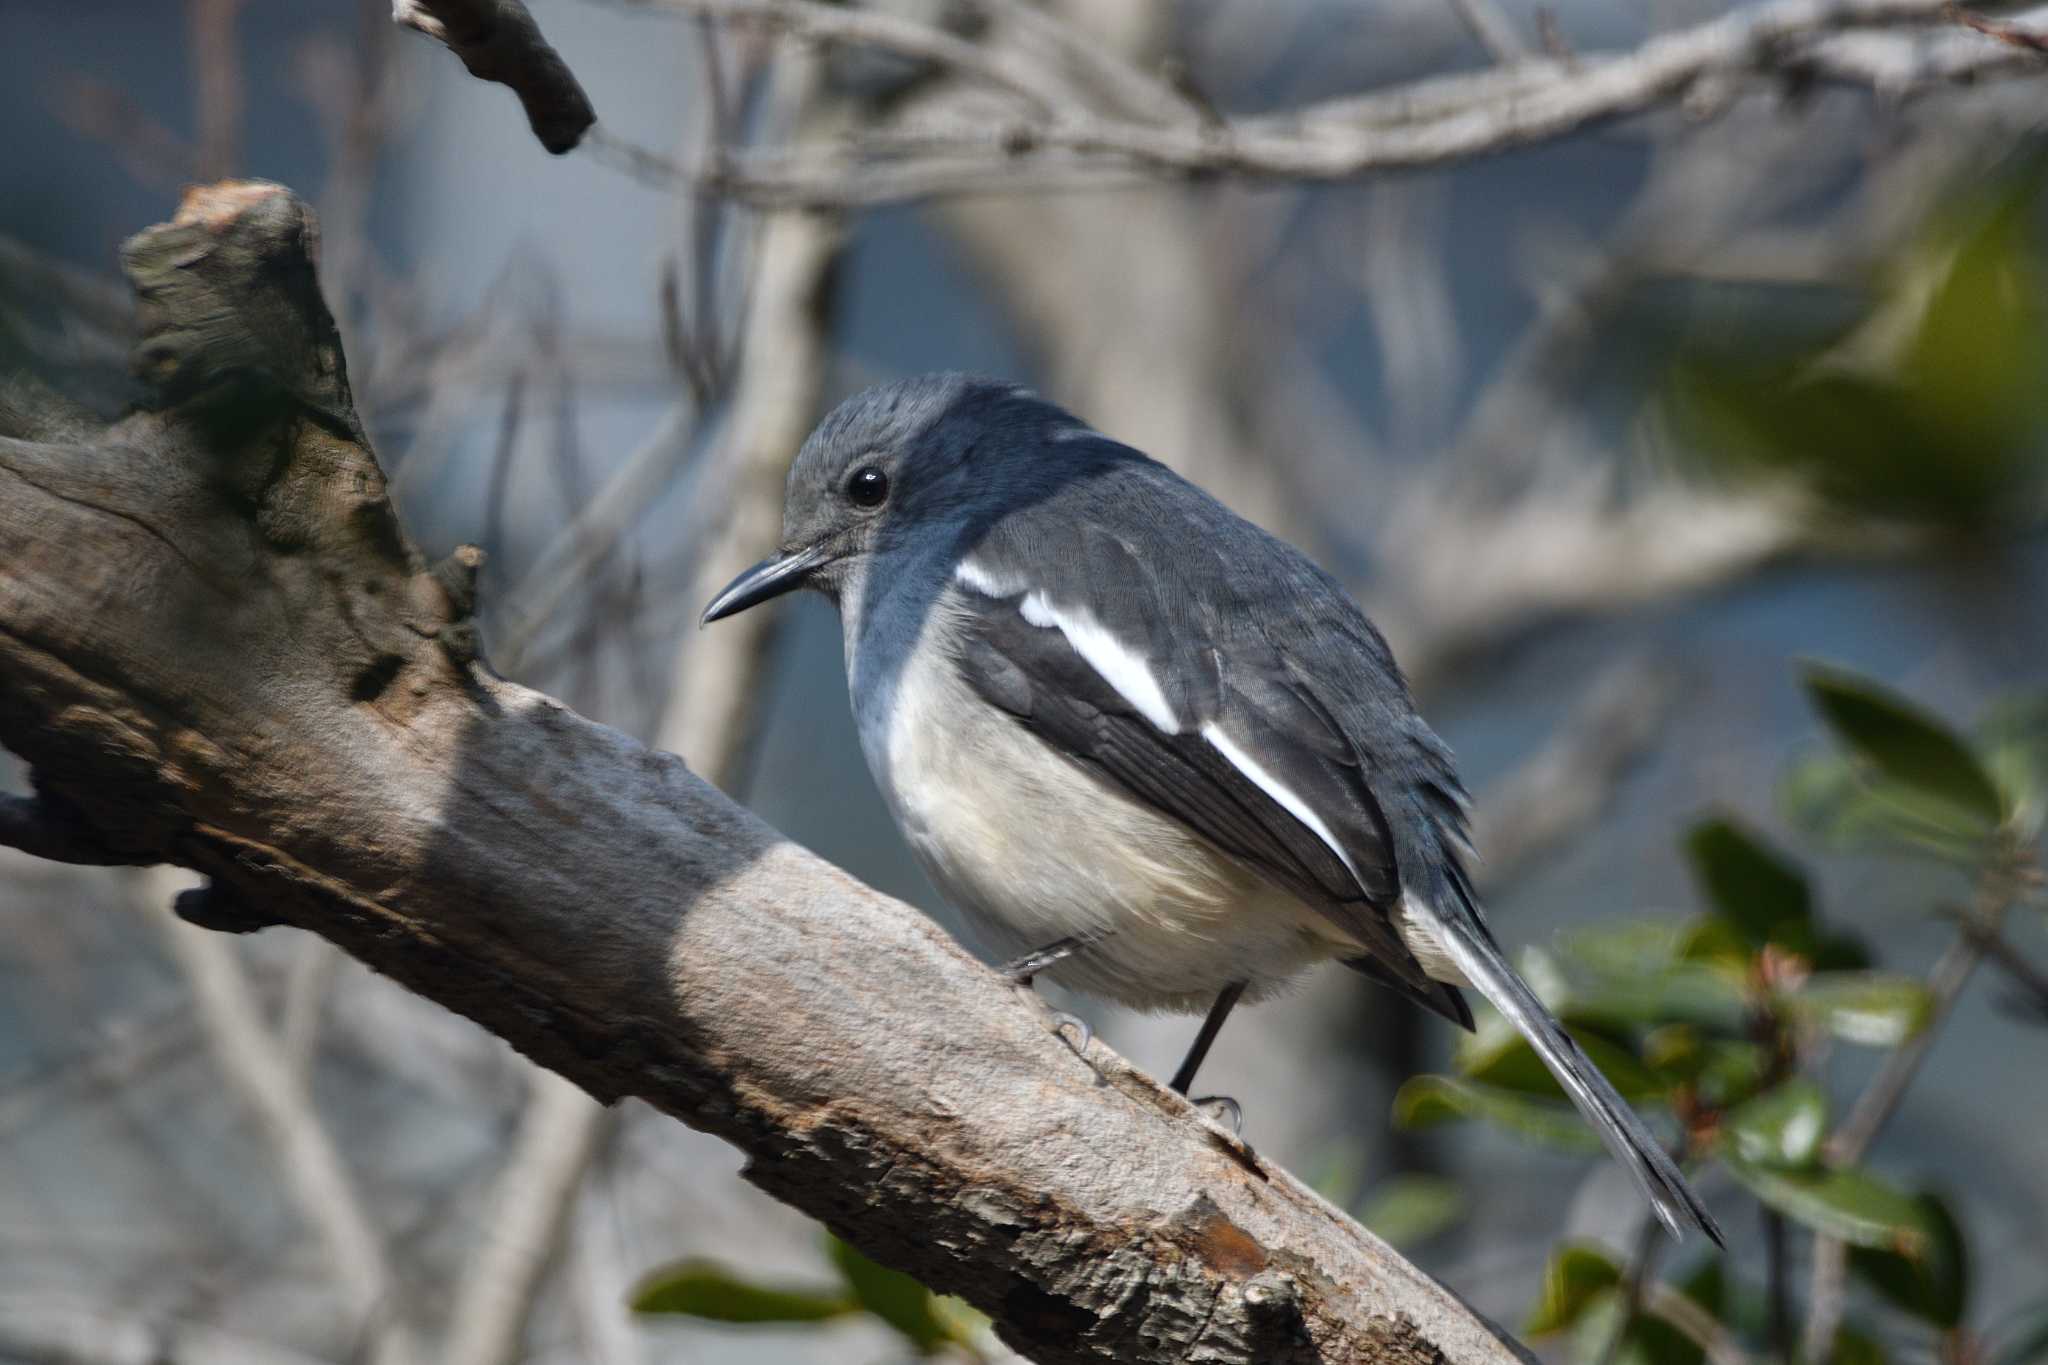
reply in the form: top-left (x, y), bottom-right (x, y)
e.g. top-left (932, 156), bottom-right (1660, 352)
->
top-left (847, 465), bottom-right (889, 508)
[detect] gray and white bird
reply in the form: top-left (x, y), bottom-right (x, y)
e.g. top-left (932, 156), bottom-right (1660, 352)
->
top-left (703, 373), bottom-right (1720, 1244)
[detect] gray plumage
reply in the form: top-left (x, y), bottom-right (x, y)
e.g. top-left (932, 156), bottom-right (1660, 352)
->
top-left (702, 372), bottom-right (1720, 1245)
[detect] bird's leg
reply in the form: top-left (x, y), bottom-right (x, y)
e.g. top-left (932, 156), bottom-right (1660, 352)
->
top-left (999, 934), bottom-right (1109, 1062)
top-left (1000, 932), bottom-right (1103, 987)
top-left (1169, 980), bottom-right (1247, 1096)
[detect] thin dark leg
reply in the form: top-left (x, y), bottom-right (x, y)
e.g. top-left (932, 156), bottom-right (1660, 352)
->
top-left (1000, 933), bottom-right (1097, 985)
top-left (1170, 980), bottom-right (1247, 1095)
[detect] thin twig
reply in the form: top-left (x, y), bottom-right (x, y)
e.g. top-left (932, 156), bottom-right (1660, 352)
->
top-left (607, 0), bottom-right (1071, 114)
top-left (1948, 2), bottom-right (2048, 50)
top-left (1446, 0), bottom-right (1528, 63)
top-left (142, 870), bottom-right (417, 1365)
top-left (1803, 856), bottom-right (2027, 1359)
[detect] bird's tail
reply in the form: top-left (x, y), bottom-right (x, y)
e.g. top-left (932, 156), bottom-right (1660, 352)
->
top-left (1414, 888), bottom-right (1724, 1246)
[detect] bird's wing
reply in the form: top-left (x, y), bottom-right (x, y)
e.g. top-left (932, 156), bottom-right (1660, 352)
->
top-left (947, 519), bottom-right (1469, 1026)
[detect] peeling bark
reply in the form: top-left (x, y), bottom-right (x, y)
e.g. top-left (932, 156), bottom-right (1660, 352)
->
top-left (0, 182), bottom-right (1528, 1365)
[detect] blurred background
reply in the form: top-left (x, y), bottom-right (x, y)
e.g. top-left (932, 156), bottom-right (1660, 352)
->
top-left (1, 0), bottom-right (2045, 1362)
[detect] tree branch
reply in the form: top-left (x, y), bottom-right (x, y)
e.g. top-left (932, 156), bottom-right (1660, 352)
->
top-left (0, 180), bottom-right (1531, 1365)
top-left (394, 0), bottom-right (597, 152)
top-left (593, 0), bottom-right (2048, 207)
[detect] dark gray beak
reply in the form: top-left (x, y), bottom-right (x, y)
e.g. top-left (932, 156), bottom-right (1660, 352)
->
top-left (700, 545), bottom-right (826, 625)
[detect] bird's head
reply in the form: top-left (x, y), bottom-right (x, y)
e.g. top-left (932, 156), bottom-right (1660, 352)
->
top-left (701, 372), bottom-right (1100, 624)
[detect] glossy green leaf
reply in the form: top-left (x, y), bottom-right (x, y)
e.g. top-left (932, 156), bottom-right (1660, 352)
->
top-left (1848, 1189), bottom-right (1969, 1328)
top-left (631, 1258), bottom-right (853, 1322)
top-left (1783, 972), bottom-right (1934, 1047)
top-left (827, 1237), bottom-right (950, 1354)
top-left (1722, 1079), bottom-right (1828, 1168)
top-left (1358, 1174), bottom-right (1466, 1248)
top-left (1724, 1160), bottom-right (1931, 1254)
top-left (1692, 1041), bottom-right (1773, 1109)
top-left (1571, 963), bottom-right (1753, 1033)
top-left (1685, 816), bottom-right (1816, 952)
top-left (1526, 1244), bottom-right (1623, 1335)
top-left (1392, 1076), bottom-right (1604, 1153)
top-left (1801, 664), bottom-right (2005, 830)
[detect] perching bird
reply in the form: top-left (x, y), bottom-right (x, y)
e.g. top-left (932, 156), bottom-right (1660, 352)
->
top-left (703, 373), bottom-right (1720, 1244)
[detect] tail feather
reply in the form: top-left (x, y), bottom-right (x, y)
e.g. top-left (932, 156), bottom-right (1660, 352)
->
top-left (1417, 895), bottom-right (1724, 1246)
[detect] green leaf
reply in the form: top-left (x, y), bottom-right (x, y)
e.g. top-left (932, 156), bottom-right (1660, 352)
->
top-left (1526, 1244), bottom-right (1624, 1335)
top-left (1692, 1041), bottom-right (1773, 1109)
top-left (1978, 692), bottom-right (2048, 841)
top-left (827, 1237), bottom-right (950, 1354)
top-left (1783, 972), bottom-right (1934, 1047)
top-left (1458, 1023), bottom-right (1662, 1100)
top-left (1780, 748), bottom-right (1995, 861)
top-left (1392, 1076), bottom-right (1604, 1153)
top-left (1358, 1174), bottom-right (1466, 1248)
top-left (1684, 816), bottom-right (1816, 953)
top-left (1724, 1160), bottom-right (1932, 1254)
top-left (1722, 1079), bottom-right (1828, 1168)
top-left (1678, 914), bottom-right (1757, 967)
top-left (1992, 1297), bottom-right (2048, 1365)
top-left (1657, 167), bottom-right (2048, 531)
top-left (1801, 663), bottom-right (2005, 830)
top-left (630, 1258), bottom-right (853, 1322)
top-left (1556, 920), bottom-right (1753, 1029)
top-left (1848, 1189), bottom-right (1968, 1328)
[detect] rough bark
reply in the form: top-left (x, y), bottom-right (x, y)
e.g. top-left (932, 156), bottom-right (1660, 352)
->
top-left (0, 181), bottom-right (1529, 1365)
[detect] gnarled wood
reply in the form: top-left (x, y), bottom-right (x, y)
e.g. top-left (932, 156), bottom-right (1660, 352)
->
top-left (0, 181), bottom-right (1528, 1365)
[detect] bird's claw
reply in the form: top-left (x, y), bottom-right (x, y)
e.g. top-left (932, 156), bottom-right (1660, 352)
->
top-left (1049, 1011), bottom-right (1092, 1058)
top-left (1192, 1094), bottom-right (1242, 1137)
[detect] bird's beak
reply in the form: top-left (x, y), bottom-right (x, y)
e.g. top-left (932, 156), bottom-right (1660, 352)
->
top-left (700, 545), bottom-right (828, 626)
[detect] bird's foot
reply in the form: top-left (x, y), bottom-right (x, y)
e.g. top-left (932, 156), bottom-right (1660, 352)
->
top-left (1048, 1011), bottom-right (1092, 1058)
top-left (1191, 1095), bottom-right (1242, 1138)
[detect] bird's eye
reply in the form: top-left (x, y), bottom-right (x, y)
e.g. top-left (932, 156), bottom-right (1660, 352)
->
top-left (846, 465), bottom-right (889, 508)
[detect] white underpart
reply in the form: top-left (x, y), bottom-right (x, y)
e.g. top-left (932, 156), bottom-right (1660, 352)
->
top-left (954, 558), bottom-right (1178, 733)
top-left (947, 556), bottom-right (1469, 989)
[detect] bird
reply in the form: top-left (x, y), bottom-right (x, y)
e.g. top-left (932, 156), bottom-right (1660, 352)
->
top-left (702, 372), bottom-right (1721, 1244)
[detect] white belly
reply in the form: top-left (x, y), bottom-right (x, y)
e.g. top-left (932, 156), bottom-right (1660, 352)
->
top-left (852, 619), bottom-right (1351, 1012)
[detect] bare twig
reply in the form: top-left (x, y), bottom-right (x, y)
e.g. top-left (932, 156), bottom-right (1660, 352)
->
top-left (606, 0), bottom-right (1071, 113)
top-left (186, 0), bottom-right (246, 179)
top-left (1469, 659), bottom-right (1682, 879)
top-left (1446, 0), bottom-right (1528, 63)
top-left (142, 870), bottom-right (417, 1365)
top-left (1802, 856), bottom-right (2027, 1359)
top-left (440, 1073), bottom-right (615, 1365)
top-left (394, 0), bottom-right (597, 151)
top-left (591, 0), bottom-right (2048, 208)
top-left (1640, 1281), bottom-right (1755, 1365)
top-left (1948, 3), bottom-right (2048, 51)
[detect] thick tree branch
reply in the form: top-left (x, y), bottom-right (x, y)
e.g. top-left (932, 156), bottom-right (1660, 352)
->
top-left (0, 181), bottom-right (1529, 1365)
